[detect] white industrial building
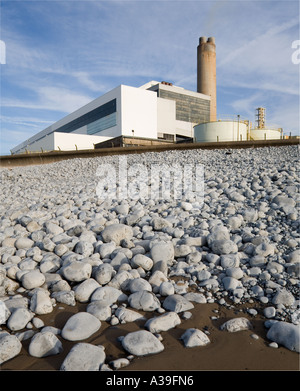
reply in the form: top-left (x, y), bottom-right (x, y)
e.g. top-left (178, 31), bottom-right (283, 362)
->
top-left (11, 37), bottom-right (284, 155)
top-left (11, 81), bottom-right (211, 154)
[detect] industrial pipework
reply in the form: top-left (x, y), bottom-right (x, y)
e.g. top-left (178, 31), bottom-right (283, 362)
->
top-left (197, 37), bottom-right (217, 122)
top-left (256, 107), bottom-right (266, 129)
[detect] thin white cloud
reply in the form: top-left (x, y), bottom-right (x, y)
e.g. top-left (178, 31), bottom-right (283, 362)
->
top-left (2, 86), bottom-right (93, 113)
top-left (1, 116), bottom-right (53, 128)
top-left (230, 92), bottom-right (264, 118)
top-left (219, 16), bottom-right (299, 67)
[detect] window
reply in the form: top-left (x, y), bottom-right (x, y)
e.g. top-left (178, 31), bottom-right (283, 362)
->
top-left (87, 112), bottom-right (117, 135)
top-left (56, 99), bottom-right (117, 134)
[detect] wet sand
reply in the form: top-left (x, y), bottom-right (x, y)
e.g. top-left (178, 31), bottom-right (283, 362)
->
top-left (1, 300), bottom-right (299, 371)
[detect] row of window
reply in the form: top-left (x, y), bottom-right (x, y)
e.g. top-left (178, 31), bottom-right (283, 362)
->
top-left (87, 112), bottom-right (117, 135)
top-left (55, 99), bottom-right (117, 134)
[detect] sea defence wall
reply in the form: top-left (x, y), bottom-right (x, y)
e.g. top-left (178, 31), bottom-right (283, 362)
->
top-left (1, 138), bottom-right (298, 168)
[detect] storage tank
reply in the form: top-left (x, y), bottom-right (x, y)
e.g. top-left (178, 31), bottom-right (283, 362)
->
top-left (250, 128), bottom-right (282, 140)
top-left (250, 108), bottom-right (282, 140)
top-left (194, 120), bottom-right (248, 142)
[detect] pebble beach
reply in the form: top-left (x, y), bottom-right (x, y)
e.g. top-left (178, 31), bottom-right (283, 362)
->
top-left (0, 145), bottom-right (299, 371)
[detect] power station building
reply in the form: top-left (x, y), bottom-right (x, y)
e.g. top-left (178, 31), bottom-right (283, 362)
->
top-left (11, 36), bottom-right (282, 154)
top-left (11, 81), bottom-right (211, 154)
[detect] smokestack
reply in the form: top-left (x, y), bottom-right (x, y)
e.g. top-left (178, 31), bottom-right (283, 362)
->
top-left (197, 36), bottom-right (217, 122)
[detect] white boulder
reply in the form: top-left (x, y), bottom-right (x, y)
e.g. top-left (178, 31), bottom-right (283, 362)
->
top-left (60, 261), bottom-right (92, 282)
top-left (93, 263), bottom-right (115, 285)
top-left (181, 328), bottom-right (210, 347)
top-left (162, 294), bottom-right (194, 313)
top-left (30, 288), bottom-right (53, 315)
top-left (101, 224), bottom-right (133, 245)
top-left (121, 330), bottom-right (164, 356)
top-left (145, 311), bottom-right (181, 333)
top-left (220, 317), bottom-right (253, 332)
top-left (0, 332), bottom-right (22, 364)
top-left (86, 301), bottom-right (111, 321)
top-left (7, 308), bottom-right (33, 331)
top-left (130, 254), bottom-right (153, 271)
top-left (267, 321), bottom-right (300, 353)
top-left (14, 237), bottom-right (34, 250)
top-left (28, 331), bottom-right (63, 357)
top-left (73, 278), bottom-right (100, 303)
top-left (60, 343), bottom-right (106, 371)
top-left (150, 241), bottom-right (174, 265)
top-left (128, 290), bottom-right (161, 312)
top-left (114, 307), bottom-right (145, 323)
top-left (61, 312), bottom-right (101, 341)
top-left (21, 270), bottom-right (46, 290)
top-left (0, 301), bottom-right (11, 325)
top-left (90, 286), bottom-right (128, 306)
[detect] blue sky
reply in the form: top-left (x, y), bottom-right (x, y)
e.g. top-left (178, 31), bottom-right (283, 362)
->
top-left (0, 0), bottom-right (299, 155)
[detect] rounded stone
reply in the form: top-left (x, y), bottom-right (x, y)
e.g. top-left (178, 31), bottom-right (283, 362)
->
top-left (7, 307), bottom-right (33, 331)
top-left (181, 328), bottom-right (210, 347)
top-left (162, 294), bottom-right (194, 313)
top-left (74, 241), bottom-right (94, 257)
top-left (150, 241), bottom-right (174, 265)
top-left (145, 311), bottom-right (181, 333)
top-left (121, 330), bottom-right (164, 356)
top-left (131, 254), bottom-right (153, 271)
top-left (220, 317), bottom-right (253, 332)
top-left (128, 290), bottom-right (161, 312)
top-left (0, 333), bottom-right (22, 364)
top-left (61, 312), bottom-right (101, 341)
top-left (21, 270), bottom-right (46, 290)
top-left (28, 331), bottom-right (63, 357)
top-left (129, 277), bottom-right (152, 293)
top-left (159, 281), bottom-right (175, 296)
top-left (60, 343), bottom-right (106, 371)
top-left (30, 288), bottom-right (53, 315)
top-left (114, 307), bottom-right (145, 323)
top-left (148, 270), bottom-right (168, 292)
top-left (86, 301), bottom-right (112, 321)
top-left (211, 240), bottom-right (238, 255)
top-left (272, 289), bottom-right (295, 307)
top-left (98, 242), bottom-right (116, 258)
top-left (0, 300), bottom-right (11, 325)
top-left (207, 226), bottom-right (230, 247)
top-left (267, 321), bottom-right (300, 353)
top-left (263, 306), bottom-right (276, 319)
top-left (222, 276), bottom-right (242, 291)
top-left (90, 286), bottom-right (128, 306)
top-left (225, 267), bottom-right (244, 279)
top-left (61, 261), bottom-right (92, 282)
top-left (101, 224), bottom-right (133, 245)
top-left (73, 278), bottom-right (100, 303)
top-left (94, 263), bottom-right (114, 285)
top-left (14, 237), bottom-right (34, 250)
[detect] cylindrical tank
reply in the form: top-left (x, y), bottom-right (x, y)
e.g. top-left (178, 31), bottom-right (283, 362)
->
top-left (197, 37), bottom-right (217, 122)
top-left (250, 128), bottom-right (282, 140)
top-left (194, 121), bottom-right (248, 142)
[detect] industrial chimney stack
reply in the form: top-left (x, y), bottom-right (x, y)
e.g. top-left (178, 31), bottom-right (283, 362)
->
top-left (197, 37), bottom-right (217, 122)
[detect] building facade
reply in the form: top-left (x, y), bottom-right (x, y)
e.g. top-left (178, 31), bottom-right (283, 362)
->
top-left (11, 82), bottom-right (211, 154)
